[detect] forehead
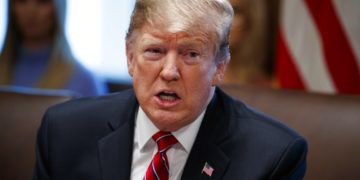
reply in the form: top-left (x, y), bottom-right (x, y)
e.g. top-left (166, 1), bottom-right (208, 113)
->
top-left (135, 25), bottom-right (214, 47)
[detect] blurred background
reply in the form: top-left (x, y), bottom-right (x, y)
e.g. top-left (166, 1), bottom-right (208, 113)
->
top-left (0, 0), bottom-right (134, 89)
top-left (0, 0), bottom-right (359, 95)
top-left (0, 1), bottom-right (359, 179)
top-left (63, 0), bottom-right (133, 83)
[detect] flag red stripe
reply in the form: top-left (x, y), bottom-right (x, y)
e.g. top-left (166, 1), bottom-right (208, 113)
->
top-left (276, 30), bottom-right (306, 90)
top-left (305, 0), bottom-right (360, 94)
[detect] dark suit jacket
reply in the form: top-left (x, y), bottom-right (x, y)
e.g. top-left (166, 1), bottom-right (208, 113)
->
top-left (33, 88), bottom-right (307, 180)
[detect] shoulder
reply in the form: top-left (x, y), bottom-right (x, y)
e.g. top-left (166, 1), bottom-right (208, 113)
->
top-left (38, 89), bottom-right (137, 157)
top-left (215, 87), bottom-right (307, 159)
top-left (34, 89), bottom-right (137, 177)
top-left (212, 88), bottom-right (307, 178)
top-left (43, 89), bottom-right (136, 128)
top-left (216, 87), bottom-right (304, 142)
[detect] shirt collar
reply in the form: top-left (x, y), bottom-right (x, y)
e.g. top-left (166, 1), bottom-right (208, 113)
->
top-left (135, 107), bottom-right (205, 153)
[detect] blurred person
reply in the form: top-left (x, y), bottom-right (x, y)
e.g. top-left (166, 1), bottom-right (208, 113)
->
top-left (0, 0), bottom-right (107, 97)
top-left (224, 0), bottom-right (274, 86)
top-left (33, 0), bottom-right (307, 179)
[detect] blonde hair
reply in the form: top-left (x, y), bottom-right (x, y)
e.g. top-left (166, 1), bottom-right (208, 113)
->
top-left (126, 0), bottom-right (234, 63)
top-left (0, 0), bottom-right (75, 89)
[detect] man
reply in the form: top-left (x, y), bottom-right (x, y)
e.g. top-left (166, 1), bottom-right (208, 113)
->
top-left (33, 0), bottom-right (307, 179)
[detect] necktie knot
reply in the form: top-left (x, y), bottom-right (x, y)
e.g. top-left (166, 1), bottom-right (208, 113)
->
top-left (152, 131), bottom-right (178, 152)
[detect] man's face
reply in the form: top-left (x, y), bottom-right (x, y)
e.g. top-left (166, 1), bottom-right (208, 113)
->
top-left (127, 25), bottom-right (226, 131)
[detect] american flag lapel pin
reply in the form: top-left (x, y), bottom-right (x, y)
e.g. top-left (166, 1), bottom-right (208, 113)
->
top-left (202, 162), bottom-right (214, 177)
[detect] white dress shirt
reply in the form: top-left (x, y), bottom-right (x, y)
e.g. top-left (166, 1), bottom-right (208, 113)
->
top-left (130, 107), bottom-right (205, 180)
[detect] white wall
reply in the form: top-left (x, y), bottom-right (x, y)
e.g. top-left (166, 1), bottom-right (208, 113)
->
top-left (0, 0), bottom-right (7, 51)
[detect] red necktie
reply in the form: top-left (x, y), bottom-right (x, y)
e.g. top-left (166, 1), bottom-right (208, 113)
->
top-left (144, 131), bottom-right (178, 180)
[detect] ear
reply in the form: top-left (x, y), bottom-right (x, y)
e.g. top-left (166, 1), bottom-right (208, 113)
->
top-left (126, 42), bottom-right (134, 77)
top-left (211, 60), bottom-right (227, 86)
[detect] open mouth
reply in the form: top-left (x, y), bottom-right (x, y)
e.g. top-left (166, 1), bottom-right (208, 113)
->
top-left (157, 91), bottom-right (180, 102)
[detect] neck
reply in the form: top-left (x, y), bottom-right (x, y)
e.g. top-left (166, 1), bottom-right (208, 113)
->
top-left (22, 36), bottom-right (54, 51)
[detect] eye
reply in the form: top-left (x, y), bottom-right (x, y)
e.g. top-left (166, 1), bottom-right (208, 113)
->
top-left (143, 47), bottom-right (165, 60)
top-left (188, 51), bottom-right (200, 58)
top-left (183, 50), bottom-right (201, 64)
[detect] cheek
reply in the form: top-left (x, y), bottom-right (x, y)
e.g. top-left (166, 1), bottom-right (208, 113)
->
top-left (183, 64), bottom-right (216, 97)
top-left (40, 7), bottom-right (55, 26)
top-left (133, 56), bottom-right (151, 75)
top-left (132, 59), bottom-right (162, 109)
top-left (134, 55), bottom-right (163, 74)
top-left (13, 4), bottom-right (26, 23)
top-left (131, 56), bottom-right (162, 87)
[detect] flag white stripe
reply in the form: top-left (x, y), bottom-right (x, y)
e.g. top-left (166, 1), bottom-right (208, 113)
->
top-left (282, 0), bottom-right (336, 93)
top-left (332, 0), bottom-right (360, 70)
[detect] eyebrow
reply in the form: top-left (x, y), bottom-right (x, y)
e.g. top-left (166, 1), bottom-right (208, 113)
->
top-left (138, 30), bottom-right (211, 52)
top-left (177, 41), bottom-right (207, 51)
top-left (139, 34), bottom-right (165, 46)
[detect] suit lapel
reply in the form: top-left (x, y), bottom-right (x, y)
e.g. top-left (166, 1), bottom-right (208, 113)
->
top-left (97, 90), bottom-right (138, 180)
top-left (181, 138), bottom-right (230, 180)
top-left (98, 121), bottom-right (134, 180)
top-left (182, 88), bottom-right (232, 180)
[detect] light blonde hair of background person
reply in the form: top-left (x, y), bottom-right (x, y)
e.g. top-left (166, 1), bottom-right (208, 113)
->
top-left (0, 0), bottom-right (76, 89)
top-left (125, 0), bottom-right (234, 65)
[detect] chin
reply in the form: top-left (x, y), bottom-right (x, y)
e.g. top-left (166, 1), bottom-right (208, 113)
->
top-left (150, 111), bottom-right (188, 131)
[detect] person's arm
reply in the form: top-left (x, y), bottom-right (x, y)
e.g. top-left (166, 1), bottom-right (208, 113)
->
top-left (269, 138), bottom-right (308, 180)
top-left (33, 112), bottom-right (51, 180)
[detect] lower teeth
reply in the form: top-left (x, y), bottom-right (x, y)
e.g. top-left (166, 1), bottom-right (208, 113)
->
top-left (159, 95), bottom-right (177, 101)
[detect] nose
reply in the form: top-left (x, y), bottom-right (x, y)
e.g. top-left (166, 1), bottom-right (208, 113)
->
top-left (160, 52), bottom-right (180, 81)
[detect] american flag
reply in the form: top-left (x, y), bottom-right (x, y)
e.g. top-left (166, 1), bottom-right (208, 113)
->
top-left (202, 162), bottom-right (214, 177)
top-left (275, 0), bottom-right (360, 94)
